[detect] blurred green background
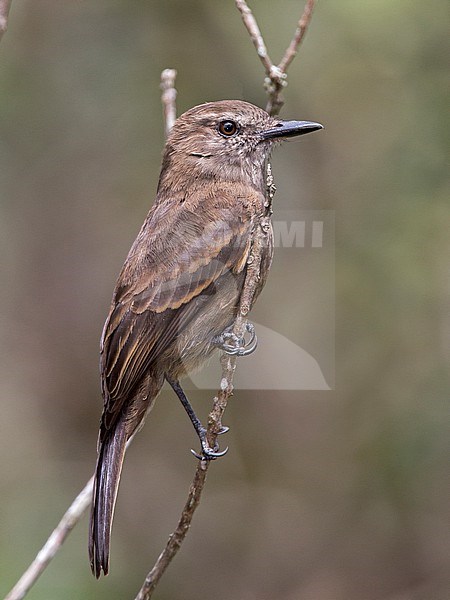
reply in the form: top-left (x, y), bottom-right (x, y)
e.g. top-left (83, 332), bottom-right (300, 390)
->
top-left (1, 1), bottom-right (449, 599)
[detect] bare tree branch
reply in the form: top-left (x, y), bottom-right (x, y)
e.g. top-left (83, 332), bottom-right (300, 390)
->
top-left (160, 68), bottom-right (177, 137)
top-left (236, 0), bottom-right (316, 115)
top-left (134, 178), bottom-right (274, 600)
top-left (0, 0), bottom-right (12, 43)
top-left (134, 359), bottom-right (225, 600)
top-left (4, 433), bottom-right (136, 600)
top-left (4, 478), bottom-right (94, 600)
top-left (134, 451), bottom-right (209, 600)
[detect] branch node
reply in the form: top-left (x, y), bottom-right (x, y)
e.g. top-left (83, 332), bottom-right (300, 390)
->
top-left (269, 65), bottom-right (287, 84)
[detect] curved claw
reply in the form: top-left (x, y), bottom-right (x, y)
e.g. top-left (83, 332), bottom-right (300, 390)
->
top-left (219, 334), bottom-right (243, 355)
top-left (236, 325), bottom-right (258, 356)
top-left (191, 449), bottom-right (205, 460)
top-left (245, 321), bottom-right (256, 345)
top-left (190, 445), bottom-right (229, 461)
top-left (217, 425), bottom-right (230, 435)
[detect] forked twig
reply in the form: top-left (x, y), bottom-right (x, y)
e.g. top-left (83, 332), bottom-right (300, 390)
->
top-left (136, 5), bottom-right (319, 591)
top-left (236, 0), bottom-right (316, 115)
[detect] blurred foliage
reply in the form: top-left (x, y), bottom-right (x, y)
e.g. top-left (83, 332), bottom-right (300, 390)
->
top-left (1, 1), bottom-right (449, 599)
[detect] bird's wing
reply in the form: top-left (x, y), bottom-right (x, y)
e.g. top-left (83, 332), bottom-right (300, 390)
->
top-left (100, 186), bottom-right (262, 433)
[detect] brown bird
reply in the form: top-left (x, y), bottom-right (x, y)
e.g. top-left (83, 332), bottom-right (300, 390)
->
top-left (89, 100), bottom-right (322, 577)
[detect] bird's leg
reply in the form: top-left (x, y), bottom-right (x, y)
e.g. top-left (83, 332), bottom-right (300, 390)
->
top-left (213, 321), bottom-right (258, 356)
top-left (166, 376), bottom-right (229, 460)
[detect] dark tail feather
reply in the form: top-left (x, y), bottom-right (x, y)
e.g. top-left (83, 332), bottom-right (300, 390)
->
top-left (89, 418), bottom-right (127, 578)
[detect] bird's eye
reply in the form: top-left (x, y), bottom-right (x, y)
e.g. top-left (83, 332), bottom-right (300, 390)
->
top-left (218, 120), bottom-right (239, 137)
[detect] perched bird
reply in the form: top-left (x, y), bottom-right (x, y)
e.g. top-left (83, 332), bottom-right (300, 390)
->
top-left (89, 100), bottom-right (322, 577)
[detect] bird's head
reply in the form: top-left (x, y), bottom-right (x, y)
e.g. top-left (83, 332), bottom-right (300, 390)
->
top-left (158, 100), bottom-right (322, 192)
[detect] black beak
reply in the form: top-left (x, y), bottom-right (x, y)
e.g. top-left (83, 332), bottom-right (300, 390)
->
top-left (261, 120), bottom-right (323, 140)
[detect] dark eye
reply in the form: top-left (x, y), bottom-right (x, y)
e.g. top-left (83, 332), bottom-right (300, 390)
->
top-left (218, 120), bottom-right (239, 137)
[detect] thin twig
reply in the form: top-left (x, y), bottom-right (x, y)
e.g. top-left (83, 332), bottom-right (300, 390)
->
top-left (4, 478), bottom-right (94, 600)
top-left (160, 69), bottom-right (177, 137)
top-left (134, 461), bottom-right (208, 600)
top-left (267, 0), bottom-right (316, 115)
top-left (0, 0), bottom-right (12, 42)
top-left (4, 433), bottom-right (137, 600)
top-left (278, 0), bottom-right (316, 73)
top-left (235, 0), bottom-right (273, 74)
top-left (134, 354), bottom-right (228, 600)
top-left (134, 69), bottom-right (237, 599)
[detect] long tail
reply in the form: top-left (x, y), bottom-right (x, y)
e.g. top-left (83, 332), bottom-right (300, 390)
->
top-left (89, 416), bottom-right (127, 578)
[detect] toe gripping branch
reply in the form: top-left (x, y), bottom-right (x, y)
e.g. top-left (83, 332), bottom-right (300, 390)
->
top-left (190, 424), bottom-right (229, 461)
top-left (166, 324), bottom-right (257, 460)
top-left (215, 322), bottom-right (258, 357)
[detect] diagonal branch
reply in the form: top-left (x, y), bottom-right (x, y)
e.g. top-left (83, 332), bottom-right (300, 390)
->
top-left (4, 433), bottom-right (135, 600)
top-left (135, 71), bottom-right (275, 599)
top-left (134, 178), bottom-right (273, 600)
top-left (134, 356), bottom-right (228, 600)
top-left (133, 76), bottom-right (276, 598)
top-left (4, 477), bottom-right (94, 600)
top-left (235, 0), bottom-right (273, 74)
top-left (0, 0), bottom-right (12, 43)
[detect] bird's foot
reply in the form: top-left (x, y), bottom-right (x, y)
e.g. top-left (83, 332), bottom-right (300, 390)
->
top-left (166, 376), bottom-right (230, 460)
top-left (191, 427), bottom-right (229, 461)
top-left (214, 322), bottom-right (257, 356)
